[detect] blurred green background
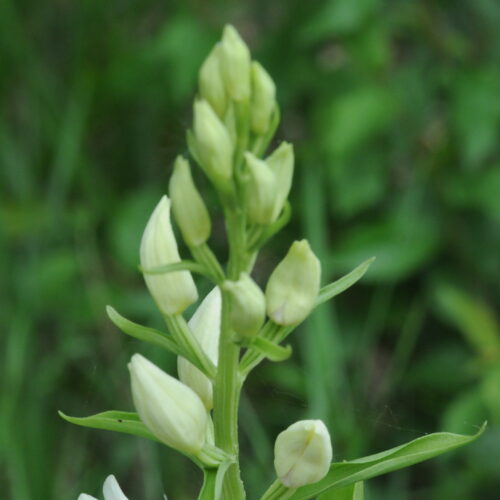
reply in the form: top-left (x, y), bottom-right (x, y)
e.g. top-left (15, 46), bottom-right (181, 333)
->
top-left (1, 0), bottom-right (499, 499)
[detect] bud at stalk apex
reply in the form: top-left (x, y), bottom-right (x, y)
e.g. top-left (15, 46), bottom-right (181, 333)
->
top-left (169, 156), bottom-right (211, 246)
top-left (199, 45), bottom-right (227, 117)
top-left (140, 196), bottom-right (198, 315)
top-left (266, 240), bottom-right (321, 326)
top-left (193, 99), bottom-right (234, 181)
top-left (219, 25), bottom-right (251, 101)
top-left (223, 273), bottom-right (266, 339)
top-left (129, 354), bottom-right (208, 455)
top-left (178, 287), bottom-right (221, 409)
top-left (274, 420), bottom-right (332, 488)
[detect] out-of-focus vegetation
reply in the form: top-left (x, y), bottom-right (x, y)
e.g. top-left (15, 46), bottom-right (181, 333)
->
top-left (1, 0), bottom-right (499, 499)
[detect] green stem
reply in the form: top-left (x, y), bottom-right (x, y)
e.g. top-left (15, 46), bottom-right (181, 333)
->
top-left (261, 480), bottom-right (296, 500)
top-left (190, 243), bottom-right (226, 284)
top-left (212, 208), bottom-right (250, 499)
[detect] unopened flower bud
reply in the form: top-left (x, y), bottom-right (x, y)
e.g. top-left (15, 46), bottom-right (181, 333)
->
top-left (199, 45), bottom-right (226, 117)
top-left (193, 99), bottom-right (234, 181)
top-left (267, 142), bottom-right (294, 221)
top-left (140, 196), bottom-right (198, 315)
top-left (251, 61), bottom-right (276, 134)
top-left (78, 475), bottom-right (128, 500)
top-left (169, 156), bottom-right (211, 246)
top-left (223, 273), bottom-right (266, 339)
top-left (129, 354), bottom-right (208, 455)
top-left (274, 420), bottom-right (332, 488)
top-left (178, 287), bottom-right (221, 409)
top-left (266, 240), bottom-right (321, 326)
top-left (219, 25), bottom-right (251, 101)
top-left (244, 152), bottom-right (277, 224)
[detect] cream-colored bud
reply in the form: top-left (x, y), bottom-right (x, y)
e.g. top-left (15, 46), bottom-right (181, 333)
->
top-left (140, 196), bottom-right (198, 315)
top-left (244, 152), bottom-right (277, 224)
top-left (178, 287), bottom-right (221, 409)
top-left (251, 61), bottom-right (276, 134)
top-left (199, 45), bottom-right (226, 117)
top-left (267, 142), bottom-right (294, 221)
top-left (219, 25), bottom-right (251, 101)
top-left (266, 240), bottom-right (321, 326)
top-left (169, 156), bottom-right (211, 246)
top-left (78, 475), bottom-right (128, 500)
top-left (103, 475), bottom-right (128, 500)
top-left (129, 354), bottom-right (208, 455)
top-left (193, 99), bottom-right (234, 180)
top-left (223, 273), bottom-right (266, 339)
top-left (274, 420), bottom-right (332, 488)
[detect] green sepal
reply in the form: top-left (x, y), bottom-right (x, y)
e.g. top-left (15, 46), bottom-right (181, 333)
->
top-left (58, 410), bottom-right (159, 442)
top-left (244, 335), bottom-right (292, 362)
top-left (106, 306), bottom-right (182, 356)
top-left (288, 424), bottom-right (486, 500)
top-left (316, 257), bottom-right (375, 306)
top-left (318, 482), bottom-right (363, 500)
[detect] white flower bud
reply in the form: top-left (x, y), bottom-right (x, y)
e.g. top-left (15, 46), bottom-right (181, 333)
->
top-left (140, 196), bottom-right (198, 315)
top-left (193, 99), bottom-right (234, 180)
top-left (274, 420), bottom-right (332, 488)
top-left (251, 61), bottom-right (276, 134)
top-left (244, 152), bottom-right (277, 224)
top-left (267, 142), bottom-right (294, 221)
top-left (199, 45), bottom-right (227, 117)
top-left (266, 240), bottom-right (321, 326)
top-left (223, 273), bottom-right (266, 339)
top-left (78, 475), bottom-right (128, 500)
top-left (219, 25), bottom-right (251, 101)
top-left (178, 287), bottom-right (221, 409)
top-left (103, 475), bottom-right (128, 500)
top-left (129, 354), bottom-right (208, 455)
top-left (169, 156), bottom-right (211, 246)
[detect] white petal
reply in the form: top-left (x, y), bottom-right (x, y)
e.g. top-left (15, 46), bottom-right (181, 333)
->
top-left (78, 495), bottom-right (98, 500)
top-left (103, 475), bottom-right (129, 500)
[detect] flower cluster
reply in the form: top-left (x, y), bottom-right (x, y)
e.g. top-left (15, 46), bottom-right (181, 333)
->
top-left (66, 24), bottom-right (337, 499)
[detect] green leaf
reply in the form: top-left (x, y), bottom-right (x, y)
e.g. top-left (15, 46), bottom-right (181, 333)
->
top-left (289, 424), bottom-right (486, 500)
top-left (59, 410), bottom-right (159, 442)
top-left (316, 257), bottom-right (375, 306)
top-left (246, 336), bottom-right (293, 362)
top-left (139, 259), bottom-right (207, 276)
top-left (318, 482), bottom-right (363, 500)
top-left (106, 305), bottom-right (182, 356)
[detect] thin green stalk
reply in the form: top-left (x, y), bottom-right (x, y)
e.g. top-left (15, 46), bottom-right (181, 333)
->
top-left (261, 480), bottom-right (295, 500)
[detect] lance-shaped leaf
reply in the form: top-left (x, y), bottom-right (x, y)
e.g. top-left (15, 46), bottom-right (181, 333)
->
top-left (318, 482), bottom-right (363, 500)
top-left (59, 410), bottom-right (159, 442)
top-left (244, 336), bottom-right (292, 362)
top-left (106, 306), bottom-right (181, 356)
top-left (316, 258), bottom-right (375, 306)
top-left (287, 424), bottom-right (485, 500)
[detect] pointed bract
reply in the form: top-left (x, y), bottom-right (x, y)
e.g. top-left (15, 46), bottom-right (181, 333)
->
top-left (129, 354), bottom-right (208, 455)
top-left (274, 420), bottom-right (332, 488)
top-left (140, 196), bottom-right (198, 315)
top-left (178, 287), bottom-right (222, 409)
